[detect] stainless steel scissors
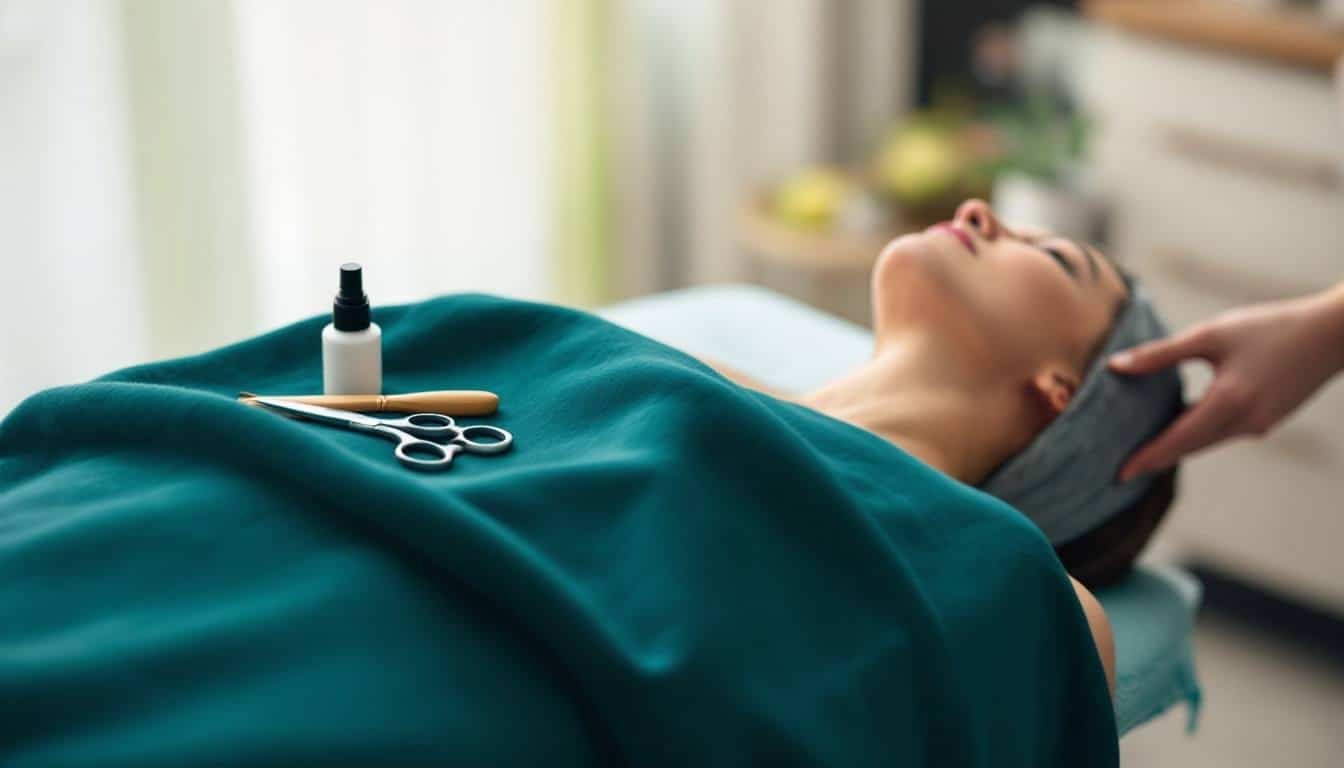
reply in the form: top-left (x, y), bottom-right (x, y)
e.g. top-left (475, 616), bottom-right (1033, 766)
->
top-left (251, 396), bottom-right (512, 471)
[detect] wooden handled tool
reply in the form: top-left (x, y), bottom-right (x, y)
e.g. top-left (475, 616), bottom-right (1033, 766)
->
top-left (238, 390), bottom-right (499, 416)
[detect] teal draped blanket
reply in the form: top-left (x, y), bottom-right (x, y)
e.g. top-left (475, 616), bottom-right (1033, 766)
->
top-left (0, 295), bottom-right (1117, 766)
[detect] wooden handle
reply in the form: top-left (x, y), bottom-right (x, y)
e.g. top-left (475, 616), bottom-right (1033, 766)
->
top-left (239, 390), bottom-right (499, 416)
top-left (381, 391), bottom-right (498, 415)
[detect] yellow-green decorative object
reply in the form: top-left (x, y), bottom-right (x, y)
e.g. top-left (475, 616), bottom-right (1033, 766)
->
top-left (875, 125), bottom-right (965, 208)
top-left (772, 168), bottom-right (857, 232)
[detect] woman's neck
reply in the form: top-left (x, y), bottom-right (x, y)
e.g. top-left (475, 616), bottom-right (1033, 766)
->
top-left (799, 331), bottom-right (1028, 484)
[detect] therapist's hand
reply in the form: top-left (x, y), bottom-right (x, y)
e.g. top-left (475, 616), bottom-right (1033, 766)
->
top-left (1108, 283), bottom-right (1344, 481)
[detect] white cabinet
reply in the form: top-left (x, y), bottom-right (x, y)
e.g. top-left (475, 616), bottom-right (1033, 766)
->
top-left (1081, 27), bottom-right (1344, 613)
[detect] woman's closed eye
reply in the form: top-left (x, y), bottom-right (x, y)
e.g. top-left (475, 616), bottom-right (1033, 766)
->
top-left (1018, 233), bottom-right (1083, 281)
top-left (1043, 246), bottom-right (1078, 279)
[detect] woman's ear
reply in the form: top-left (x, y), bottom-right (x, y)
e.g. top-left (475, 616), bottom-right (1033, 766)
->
top-left (1032, 368), bottom-right (1080, 415)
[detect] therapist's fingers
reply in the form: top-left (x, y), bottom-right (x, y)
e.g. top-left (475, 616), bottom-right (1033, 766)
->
top-left (1108, 325), bottom-right (1220, 375)
top-left (1117, 395), bottom-right (1236, 482)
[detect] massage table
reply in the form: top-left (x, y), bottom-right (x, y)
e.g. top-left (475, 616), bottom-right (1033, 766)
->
top-left (599, 284), bottom-right (1203, 737)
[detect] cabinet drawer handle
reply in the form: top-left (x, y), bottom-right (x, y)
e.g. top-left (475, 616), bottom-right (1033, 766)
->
top-left (1152, 249), bottom-right (1320, 305)
top-left (1161, 124), bottom-right (1342, 193)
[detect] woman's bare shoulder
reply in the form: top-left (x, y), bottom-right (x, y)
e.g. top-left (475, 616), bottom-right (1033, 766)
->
top-left (1070, 576), bottom-right (1116, 697)
top-left (694, 356), bottom-right (794, 400)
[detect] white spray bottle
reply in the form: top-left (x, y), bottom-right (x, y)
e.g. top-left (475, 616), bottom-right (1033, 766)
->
top-left (322, 263), bottom-right (382, 395)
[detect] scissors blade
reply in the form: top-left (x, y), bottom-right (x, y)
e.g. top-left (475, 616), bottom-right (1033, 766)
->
top-left (251, 396), bottom-right (383, 429)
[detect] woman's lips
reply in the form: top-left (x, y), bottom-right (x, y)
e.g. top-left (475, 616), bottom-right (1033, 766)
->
top-left (932, 223), bottom-right (976, 255)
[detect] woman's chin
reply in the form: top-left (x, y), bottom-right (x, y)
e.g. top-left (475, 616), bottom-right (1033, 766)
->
top-left (871, 234), bottom-right (980, 333)
top-left (874, 233), bottom-right (956, 293)
top-left (877, 232), bottom-right (924, 265)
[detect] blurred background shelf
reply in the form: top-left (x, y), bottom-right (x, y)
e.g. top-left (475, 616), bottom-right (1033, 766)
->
top-left (736, 194), bottom-right (919, 325)
top-left (1085, 0), bottom-right (1344, 73)
top-left (737, 195), bottom-right (897, 272)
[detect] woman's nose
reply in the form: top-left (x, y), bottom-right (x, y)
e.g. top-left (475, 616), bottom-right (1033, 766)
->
top-left (954, 199), bottom-right (1000, 241)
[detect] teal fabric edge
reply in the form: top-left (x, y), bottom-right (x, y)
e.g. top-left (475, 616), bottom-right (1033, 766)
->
top-left (1103, 565), bottom-right (1204, 736)
top-left (1113, 636), bottom-right (1202, 735)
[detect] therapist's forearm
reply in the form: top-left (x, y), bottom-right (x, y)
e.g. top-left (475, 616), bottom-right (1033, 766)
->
top-left (1312, 280), bottom-right (1344, 375)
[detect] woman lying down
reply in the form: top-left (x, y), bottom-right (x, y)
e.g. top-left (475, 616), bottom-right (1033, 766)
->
top-left (0, 200), bottom-right (1181, 767)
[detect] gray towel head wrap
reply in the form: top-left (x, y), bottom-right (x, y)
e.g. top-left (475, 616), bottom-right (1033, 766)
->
top-left (979, 277), bottom-right (1184, 545)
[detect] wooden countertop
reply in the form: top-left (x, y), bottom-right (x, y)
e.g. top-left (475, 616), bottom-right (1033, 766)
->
top-left (1085, 0), bottom-right (1344, 74)
top-left (737, 196), bottom-right (895, 271)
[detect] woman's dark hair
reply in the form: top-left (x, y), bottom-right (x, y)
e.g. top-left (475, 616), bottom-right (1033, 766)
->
top-left (1055, 466), bottom-right (1178, 589)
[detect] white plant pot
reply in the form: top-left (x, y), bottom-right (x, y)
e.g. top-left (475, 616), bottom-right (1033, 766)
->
top-left (992, 172), bottom-right (1094, 238)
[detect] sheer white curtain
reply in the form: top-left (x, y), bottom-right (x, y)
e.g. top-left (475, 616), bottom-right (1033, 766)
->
top-left (233, 0), bottom-right (553, 329)
top-left (0, 0), bottom-right (553, 414)
top-left (0, 0), bottom-right (145, 413)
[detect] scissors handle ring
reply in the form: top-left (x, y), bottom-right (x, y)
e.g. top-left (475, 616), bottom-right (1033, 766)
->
top-left (454, 425), bottom-right (513, 454)
top-left (369, 424), bottom-right (458, 470)
top-left (395, 413), bottom-right (459, 438)
top-left (393, 437), bottom-right (459, 470)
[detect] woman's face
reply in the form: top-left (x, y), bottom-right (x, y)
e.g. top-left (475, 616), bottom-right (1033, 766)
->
top-left (872, 199), bottom-right (1128, 392)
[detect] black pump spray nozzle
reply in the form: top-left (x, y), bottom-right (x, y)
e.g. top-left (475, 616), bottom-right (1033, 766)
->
top-left (332, 263), bottom-right (372, 331)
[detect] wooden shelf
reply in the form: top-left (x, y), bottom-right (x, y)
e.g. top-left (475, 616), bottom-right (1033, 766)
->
top-left (1085, 0), bottom-right (1344, 74)
top-left (736, 195), bottom-right (915, 272)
